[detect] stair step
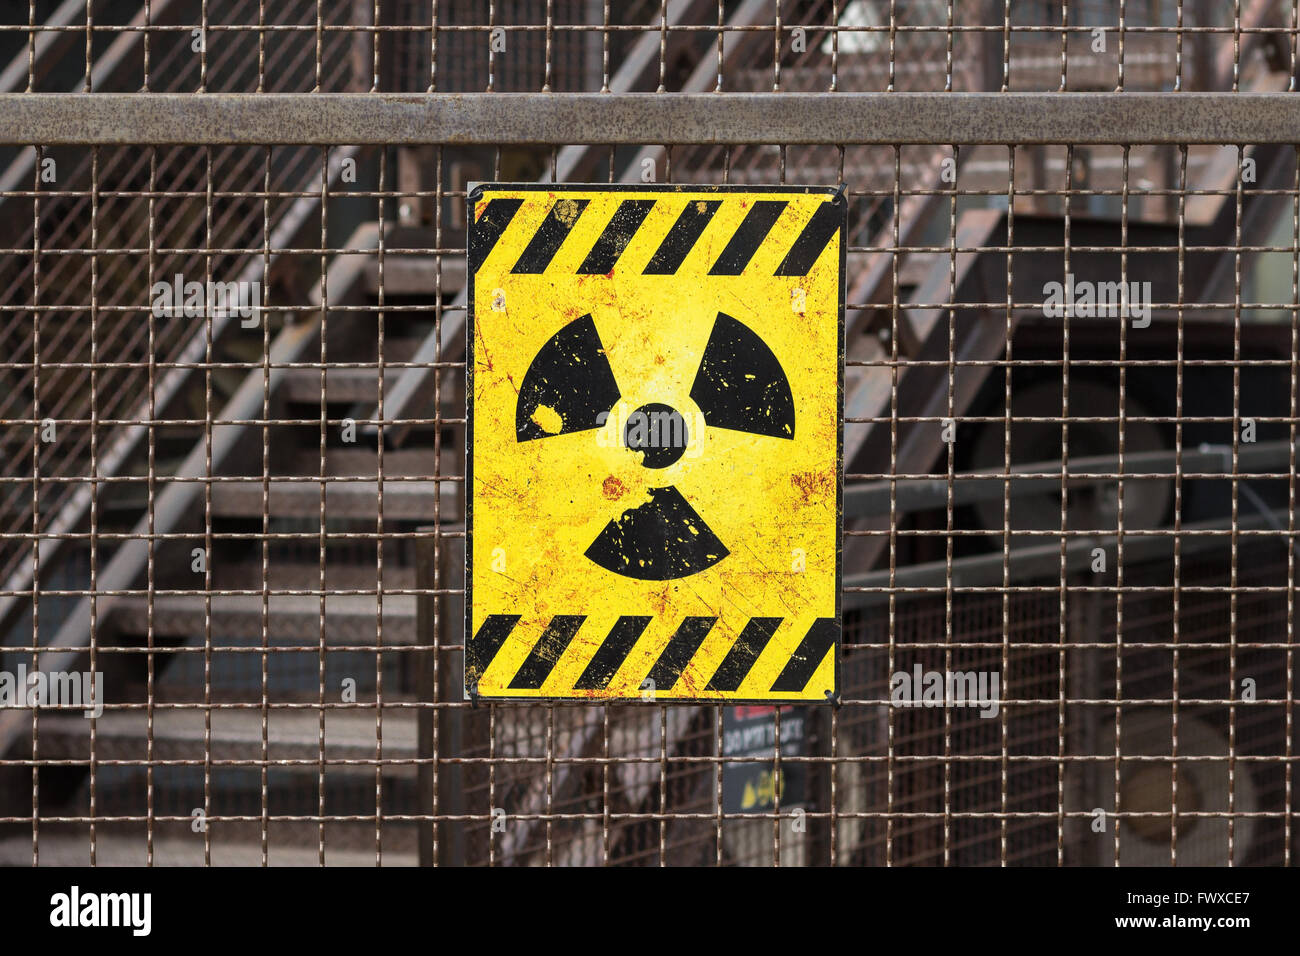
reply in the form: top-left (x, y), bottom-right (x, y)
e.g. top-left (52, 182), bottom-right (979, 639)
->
top-left (211, 561), bottom-right (421, 592)
top-left (279, 367), bottom-right (462, 418)
top-left (281, 368), bottom-right (403, 404)
top-left (107, 592), bottom-right (418, 644)
top-left (0, 832), bottom-right (416, 866)
top-left (896, 255), bottom-right (933, 287)
top-left (211, 478), bottom-right (460, 520)
top-left (32, 708), bottom-right (417, 772)
top-left (384, 337), bottom-right (432, 363)
top-left (286, 448), bottom-right (454, 478)
top-left (363, 254), bottom-right (465, 297)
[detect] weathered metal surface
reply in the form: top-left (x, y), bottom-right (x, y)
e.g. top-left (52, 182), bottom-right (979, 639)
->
top-left (466, 184), bottom-right (844, 701)
top-left (3, 92), bottom-right (1300, 145)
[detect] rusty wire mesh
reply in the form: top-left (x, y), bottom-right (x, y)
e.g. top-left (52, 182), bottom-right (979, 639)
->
top-left (0, 0), bottom-right (1295, 866)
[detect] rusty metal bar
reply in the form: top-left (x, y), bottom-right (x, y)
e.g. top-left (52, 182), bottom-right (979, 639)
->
top-left (845, 441), bottom-right (1294, 518)
top-left (2, 92), bottom-right (1300, 146)
top-left (844, 508), bottom-right (1294, 610)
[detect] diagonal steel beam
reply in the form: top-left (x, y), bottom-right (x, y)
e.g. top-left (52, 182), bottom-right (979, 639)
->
top-left (0, 0), bottom-right (186, 205)
top-left (0, 219), bottom-right (377, 761)
top-left (0, 0), bottom-right (86, 95)
top-left (0, 145), bottom-right (362, 647)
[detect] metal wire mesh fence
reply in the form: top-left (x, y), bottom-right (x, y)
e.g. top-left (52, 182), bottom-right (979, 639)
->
top-left (0, 0), bottom-right (1295, 866)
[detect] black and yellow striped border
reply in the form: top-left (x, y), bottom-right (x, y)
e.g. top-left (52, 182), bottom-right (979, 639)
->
top-left (468, 186), bottom-right (845, 278)
top-left (467, 614), bottom-right (838, 699)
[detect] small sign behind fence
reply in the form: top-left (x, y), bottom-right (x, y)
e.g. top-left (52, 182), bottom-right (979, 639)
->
top-left (722, 705), bottom-right (808, 813)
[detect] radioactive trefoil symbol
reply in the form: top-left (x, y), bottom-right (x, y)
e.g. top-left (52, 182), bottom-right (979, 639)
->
top-left (515, 312), bottom-right (795, 581)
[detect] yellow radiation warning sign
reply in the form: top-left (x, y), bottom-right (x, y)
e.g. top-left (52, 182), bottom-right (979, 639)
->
top-left (466, 183), bottom-right (844, 702)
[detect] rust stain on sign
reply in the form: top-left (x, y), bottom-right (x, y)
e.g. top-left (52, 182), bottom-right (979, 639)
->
top-left (602, 475), bottom-right (627, 500)
top-left (791, 468), bottom-right (836, 506)
top-left (466, 184), bottom-right (845, 702)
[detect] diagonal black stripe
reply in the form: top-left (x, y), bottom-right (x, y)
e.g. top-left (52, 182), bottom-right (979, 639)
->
top-left (511, 198), bottom-right (589, 274)
top-left (645, 616), bottom-right (716, 691)
top-left (705, 617), bottom-right (783, 692)
top-left (708, 200), bottom-right (788, 275)
top-left (508, 615), bottom-right (586, 690)
top-left (643, 200), bottom-right (721, 275)
top-left (467, 615), bottom-right (520, 685)
top-left (774, 199), bottom-right (844, 276)
top-left (573, 616), bottom-right (652, 690)
top-left (469, 198), bottom-right (523, 273)
top-left (770, 618), bottom-right (838, 693)
top-left (577, 199), bottom-right (655, 274)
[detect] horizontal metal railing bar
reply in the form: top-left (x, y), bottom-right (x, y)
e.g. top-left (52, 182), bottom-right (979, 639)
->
top-left (1, 639), bottom-right (1293, 655)
top-left (0, 523), bottom-right (1289, 537)
top-left (0, 701), bottom-right (1290, 714)
top-left (0, 189), bottom-right (1288, 201)
top-left (6, 303), bottom-right (1300, 315)
top-left (843, 416), bottom-right (1296, 423)
top-left (843, 507), bottom-right (1289, 609)
top-left (0, 810), bottom-right (1289, 824)
top-left (8, 245), bottom-right (1300, 256)
top-left (1, 93), bottom-right (1300, 145)
top-left (0, 584), bottom-right (1293, 606)
top-left (843, 440), bottom-right (1292, 517)
top-left (0, 23), bottom-right (1292, 35)
top-left (0, 754), bottom-right (1293, 773)
top-left (0, 360), bottom-right (1298, 371)
top-left (0, 566), bottom-right (1294, 599)
top-left (0, 746), bottom-right (1292, 761)
top-left (0, 711), bottom-right (1292, 727)
top-left (0, 416), bottom-right (1294, 427)
top-left (1, 359), bottom-right (1297, 371)
top-left (0, 472), bottom-right (1286, 487)
top-left (12, 245), bottom-right (1300, 256)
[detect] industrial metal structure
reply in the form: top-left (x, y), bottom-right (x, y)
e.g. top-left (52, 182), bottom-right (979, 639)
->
top-left (0, 0), bottom-right (1296, 866)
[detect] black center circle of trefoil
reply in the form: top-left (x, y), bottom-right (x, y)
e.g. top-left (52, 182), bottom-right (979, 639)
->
top-left (624, 403), bottom-right (688, 468)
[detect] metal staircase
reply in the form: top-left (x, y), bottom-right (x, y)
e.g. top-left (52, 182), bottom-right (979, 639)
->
top-left (1, 0), bottom-right (1294, 866)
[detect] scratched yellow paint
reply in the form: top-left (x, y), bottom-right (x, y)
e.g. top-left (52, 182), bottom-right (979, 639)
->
top-left (468, 184), bottom-right (842, 701)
